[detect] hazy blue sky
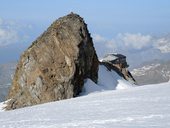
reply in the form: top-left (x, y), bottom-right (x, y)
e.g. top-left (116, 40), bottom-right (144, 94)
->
top-left (1, 0), bottom-right (170, 35)
top-left (0, 0), bottom-right (170, 64)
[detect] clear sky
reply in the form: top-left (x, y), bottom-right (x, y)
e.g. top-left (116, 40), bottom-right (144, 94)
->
top-left (0, 0), bottom-right (170, 64)
top-left (1, 0), bottom-right (170, 36)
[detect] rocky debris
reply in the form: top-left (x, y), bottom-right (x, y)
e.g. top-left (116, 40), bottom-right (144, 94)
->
top-left (100, 53), bottom-right (136, 85)
top-left (6, 13), bottom-right (98, 110)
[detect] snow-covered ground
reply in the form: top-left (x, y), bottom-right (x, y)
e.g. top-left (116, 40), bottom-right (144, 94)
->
top-left (0, 65), bottom-right (170, 128)
top-left (1, 83), bottom-right (170, 127)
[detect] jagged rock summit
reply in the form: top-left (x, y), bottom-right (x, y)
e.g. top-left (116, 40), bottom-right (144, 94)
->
top-left (6, 13), bottom-right (98, 110)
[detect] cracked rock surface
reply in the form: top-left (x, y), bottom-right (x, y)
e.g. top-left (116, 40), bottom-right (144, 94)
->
top-left (6, 13), bottom-right (98, 110)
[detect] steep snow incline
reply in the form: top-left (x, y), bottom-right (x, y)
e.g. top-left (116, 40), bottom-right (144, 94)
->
top-left (81, 65), bottom-right (135, 95)
top-left (0, 82), bottom-right (170, 128)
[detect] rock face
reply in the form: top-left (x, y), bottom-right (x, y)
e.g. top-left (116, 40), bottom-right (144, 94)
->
top-left (6, 13), bottom-right (98, 110)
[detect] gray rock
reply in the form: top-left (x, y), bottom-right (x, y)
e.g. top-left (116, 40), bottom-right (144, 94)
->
top-left (6, 13), bottom-right (98, 110)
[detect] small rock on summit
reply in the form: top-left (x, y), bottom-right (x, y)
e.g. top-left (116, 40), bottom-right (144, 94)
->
top-left (6, 13), bottom-right (99, 110)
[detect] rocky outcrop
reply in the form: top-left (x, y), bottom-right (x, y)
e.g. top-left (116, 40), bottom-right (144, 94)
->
top-left (6, 13), bottom-right (98, 110)
top-left (100, 54), bottom-right (136, 85)
top-left (101, 61), bottom-right (136, 85)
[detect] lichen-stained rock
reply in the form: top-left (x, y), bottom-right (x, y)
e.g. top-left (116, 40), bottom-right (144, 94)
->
top-left (6, 13), bottom-right (99, 110)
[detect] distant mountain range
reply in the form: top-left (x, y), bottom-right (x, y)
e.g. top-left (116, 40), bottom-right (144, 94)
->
top-left (131, 60), bottom-right (170, 85)
top-left (0, 62), bottom-right (16, 85)
top-left (0, 62), bottom-right (16, 102)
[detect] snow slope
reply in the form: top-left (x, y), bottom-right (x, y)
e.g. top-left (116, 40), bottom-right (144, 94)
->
top-left (80, 65), bottom-right (135, 95)
top-left (0, 81), bottom-right (170, 128)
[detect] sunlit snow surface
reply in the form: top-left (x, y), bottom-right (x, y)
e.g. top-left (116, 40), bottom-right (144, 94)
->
top-left (0, 66), bottom-right (170, 128)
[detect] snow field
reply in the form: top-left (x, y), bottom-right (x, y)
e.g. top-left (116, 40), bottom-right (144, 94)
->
top-left (0, 65), bottom-right (170, 127)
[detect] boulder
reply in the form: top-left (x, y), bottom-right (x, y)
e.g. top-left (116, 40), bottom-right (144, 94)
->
top-left (6, 13), bottom-right (98, 110)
